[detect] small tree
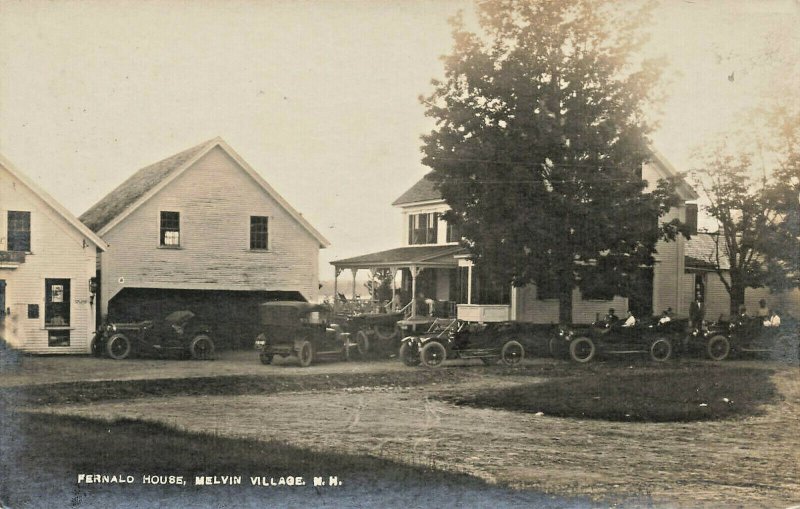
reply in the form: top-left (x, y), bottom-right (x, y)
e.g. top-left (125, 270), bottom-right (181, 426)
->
top-left (420, 0), bottom-right (685, 323)
top-left (692, 108), bottom-right (800, 314)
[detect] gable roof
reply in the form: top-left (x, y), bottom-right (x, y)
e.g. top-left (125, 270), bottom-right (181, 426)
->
top-left (0, 153), bottom-right (106, 250)
top-left (79, 137), bottom-right (330, 248)
top-left (392, 172), bottom-right (442, 206)
top-left (392, 148), bottom-right (698, 207)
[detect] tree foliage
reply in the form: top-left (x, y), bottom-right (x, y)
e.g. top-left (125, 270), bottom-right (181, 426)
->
top-left (693, 107), bottom-right (800, 314)
top-left (420, 0), bottom-right (685, 323)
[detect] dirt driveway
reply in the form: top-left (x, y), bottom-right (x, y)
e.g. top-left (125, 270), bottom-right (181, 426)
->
top-left (33, 361), bottom-right (800, 508)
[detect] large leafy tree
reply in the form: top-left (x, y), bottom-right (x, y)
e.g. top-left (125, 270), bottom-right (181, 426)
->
top-left (420, 0), bottom-right (685, 323)
top-left (693, 108), bottom-right (800, 314)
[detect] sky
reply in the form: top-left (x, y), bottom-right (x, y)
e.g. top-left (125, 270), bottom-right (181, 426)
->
top-left (0, 0), bottom-right (797, 280)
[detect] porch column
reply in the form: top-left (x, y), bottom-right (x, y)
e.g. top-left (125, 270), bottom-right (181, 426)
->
top-left (333, 267), bottom-right (342, 313)
top-left (410, 265), bottom-right (422, 317)
top-left (350, 268), bottom-right (358, 303)
top-left (389, 267), bottom-right (398, 301)
top-left (510, 283), bottom-right (517, 321)
top-left (466, 262), bottom-right (473, 305)
top-left (369, 268), bottom-right (377, 308)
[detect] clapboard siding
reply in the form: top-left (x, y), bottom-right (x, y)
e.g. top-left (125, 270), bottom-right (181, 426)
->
top-left (99, 147), bottom-right (320, 316)
top-left (514, 285), bottom-right (628, 325)
top-left (0, 166), bottom-right (98, 354)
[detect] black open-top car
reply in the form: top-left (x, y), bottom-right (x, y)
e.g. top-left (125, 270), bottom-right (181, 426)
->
top-left (688, 315), bottom-right (797, 361)
top-left (92, 310), bottom-right (215, 360)
top-left (399, 318), bottom-right (526, 368)
top-left (553, 316), bottom-right (685, 363)
top-left (254, 301), bottom-right (355, 367)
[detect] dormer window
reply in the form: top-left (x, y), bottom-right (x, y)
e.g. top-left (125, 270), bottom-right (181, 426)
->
top-left (409, 212), bottom-right (439, 245)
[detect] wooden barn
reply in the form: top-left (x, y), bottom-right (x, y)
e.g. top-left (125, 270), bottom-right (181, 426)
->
top-left (80, 137), bottom-right (329, 348)
top-left (0, 154), bottom-right (106, 353)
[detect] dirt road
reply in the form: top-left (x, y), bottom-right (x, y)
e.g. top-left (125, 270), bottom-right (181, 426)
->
top-left (34, 363), bottom-right (800, 508)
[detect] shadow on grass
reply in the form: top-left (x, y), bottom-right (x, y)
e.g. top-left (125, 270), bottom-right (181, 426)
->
top-left (443, 364), bottom-right (778, 422)
top-left (0, 412), bottom-right (581, 509)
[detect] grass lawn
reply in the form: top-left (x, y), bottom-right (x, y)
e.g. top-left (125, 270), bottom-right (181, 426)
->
top-left (0, 412), bottom-right (572, 509)
top-left (445, 364), bottom-right (778, 422)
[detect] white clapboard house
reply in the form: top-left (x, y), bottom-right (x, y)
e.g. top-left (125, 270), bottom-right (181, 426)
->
top-left (0, 154), bottom-right (107, 353)
top-left (80, 137), bottom-right (329, 348)
top-left (332, 149), bottom-right (712, 324)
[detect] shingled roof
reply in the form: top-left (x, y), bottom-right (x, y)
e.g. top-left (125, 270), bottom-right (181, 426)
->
top-left (80, 139), bottom-right (215, 232)
top-left (79, 138), bottom-right (329, 247)
top-left (685, 233), bottom-right (730, 270)
top-left (331, 245), bottom-right (465, 269)
top-left (392, 172), bottom-right (442, 206)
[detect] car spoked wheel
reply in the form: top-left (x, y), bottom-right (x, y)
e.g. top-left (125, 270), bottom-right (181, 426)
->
top-left (501, 340), bottom-right (525, 366)
top-left (189, 334), bottom-right (215, 360)
top-left (399, 341), bottom-right (420, 366)
top-left (105, 334), bottom-right (131, 360)
top-left (298, 340), bottom-right (313, 367)
top-left (569, 336), bottom-right (595, 363)
top-left (706, 335), bottom-right (730, 361)
top-left (420, 341), bottom-right (446, 368)
top-left (356, 331), bottom-right (370, 357)
top-left (649, 338), bottom-right (672, 362)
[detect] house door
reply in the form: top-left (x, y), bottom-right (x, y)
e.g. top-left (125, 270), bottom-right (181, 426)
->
top-left (0, 280), bottom-right (6, 339)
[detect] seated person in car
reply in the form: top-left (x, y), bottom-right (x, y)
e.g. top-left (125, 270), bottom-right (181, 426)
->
top-left (763, 310), bottom-right (781, 328)
top-left (621, 310), bottom-right (636, 328)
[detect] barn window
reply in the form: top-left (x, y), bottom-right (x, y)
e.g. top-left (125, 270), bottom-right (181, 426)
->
top-left (160, 211), bottom-right (180, 247)
top-left (7, 211), bottom-right (31, 252)
top-left (250, 216), bottom-right (269, 250)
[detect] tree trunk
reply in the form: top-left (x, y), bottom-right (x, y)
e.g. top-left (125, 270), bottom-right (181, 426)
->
top-left (558, 287), bottom-right (573, 325)
top-left (728, 278), bottom-right (746, 316)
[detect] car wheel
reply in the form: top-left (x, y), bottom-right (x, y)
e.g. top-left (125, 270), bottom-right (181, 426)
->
top-left (356, 330), bottom-right (370, 357)
top-left (105, 334), bottom-right (131, 360)
top-left (649, 337), bottom-right (672, 362)
top-left (706, 335), bottom-right (730, 361)
top-left (298, 340), bottom-right (313, 367)
top-left (569, 336), bottom-right (595, 363)
top-left (420, 341), bottom-right (446, 368)
top-left (374, 324), bottom-right (396, 341)
top-left (189, 334), bottom-right (215, 360)
top-left (399, 342), bottom-right (420, 366)
top-left (501, 340), bottom-right (525, 366)
top-left (480, 357), bottom-right (495, 366)
top-left (259, 353), bottom-right (273, 365)
top-left (548, 337), bottom-right (559, 358)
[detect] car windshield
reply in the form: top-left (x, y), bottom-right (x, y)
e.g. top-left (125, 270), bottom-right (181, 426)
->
top-left (164, 310), bottom-right (195, 325)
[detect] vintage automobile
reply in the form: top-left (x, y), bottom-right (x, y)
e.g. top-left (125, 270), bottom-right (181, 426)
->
top-left (399, 318), bottom-right (526, 368)
top-left (553, 316), bottom-right (684, 363)
top-left (254, 301), bottom-right (355, 367)
top-left (688, 315), bottom-right (797, 361)
top-left (92, 310), bottom-right (215, 360)
top-left (335, 311), bottom-right (404, 357)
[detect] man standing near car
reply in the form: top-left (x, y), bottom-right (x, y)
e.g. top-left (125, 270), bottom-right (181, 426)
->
top-left (689, 296), bottom-right (705, 330)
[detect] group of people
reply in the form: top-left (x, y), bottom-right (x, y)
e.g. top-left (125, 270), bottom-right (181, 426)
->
top-left (601, 298), bottom-right (783, 330)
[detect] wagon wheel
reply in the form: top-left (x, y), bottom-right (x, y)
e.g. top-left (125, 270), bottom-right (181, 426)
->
top-left (189, 334), bottom-right (215, 360)
top-left (356, 330), bottom-right (370, 357)
top-left (706, 335), bottom-right (730, 361)
top-left (501, 340), bottom-right (525, 366)
top-left (649, 337), bottom-right (672, 362)
top-left (106, 334), bottom-right (131, 360)
top-left (399, 342), bottom-right (421, 366)
top-left (298, 340), bottom-right (314, 367)
top-left (420, 341), bottom-right (446, 368)
top-left (569, 336), bottom-right (595, 363)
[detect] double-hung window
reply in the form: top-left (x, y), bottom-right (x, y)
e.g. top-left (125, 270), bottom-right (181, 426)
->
top-left (250, 216), bottom-right (269, 250)
top-left (160, 211), bottom-right (180, 247)
top-left (7, 211), bottom-right (31, 252)
top-left (408, 213), bottom-right (439, 245)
